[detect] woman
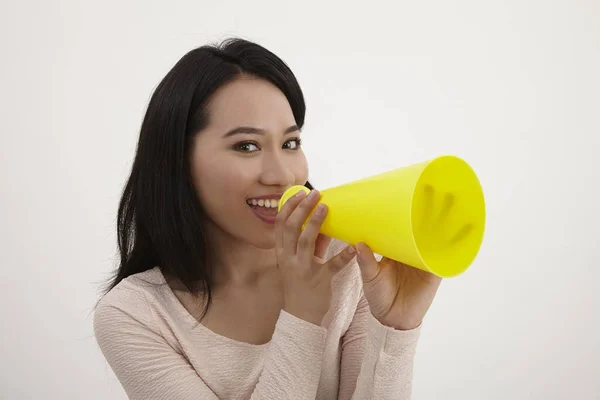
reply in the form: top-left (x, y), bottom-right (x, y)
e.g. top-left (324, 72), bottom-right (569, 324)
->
top-left (94, 37), bottom-right (442, 399)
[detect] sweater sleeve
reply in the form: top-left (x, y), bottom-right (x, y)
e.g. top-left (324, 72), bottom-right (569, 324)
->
top-left (337, 292), bottom-right (421, 400)
top-left (94, 286), bottom-right (328, 400)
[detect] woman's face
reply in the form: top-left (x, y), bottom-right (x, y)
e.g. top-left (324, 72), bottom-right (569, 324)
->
top-left (190, 76), bottom-right (309, 249)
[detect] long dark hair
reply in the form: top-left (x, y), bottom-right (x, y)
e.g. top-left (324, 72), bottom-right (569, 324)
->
top-left (103, 38), bottom-right (313, 320)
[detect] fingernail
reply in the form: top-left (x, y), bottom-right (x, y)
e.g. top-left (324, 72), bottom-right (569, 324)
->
top-left (295, 190), bottom-right (307, 198)
top-left (347, 245), bottom-right (356, 255)
top-left (315, 203), bottom-right (326, 215)
top-left (308, 189), bottom-right (319, 199)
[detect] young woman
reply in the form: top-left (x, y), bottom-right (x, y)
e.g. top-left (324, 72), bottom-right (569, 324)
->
top-left (94, 37), bottom-right (442, 400)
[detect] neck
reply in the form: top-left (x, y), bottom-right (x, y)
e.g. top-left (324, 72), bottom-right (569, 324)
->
top-left (205, 221), bottom-right (278, 288)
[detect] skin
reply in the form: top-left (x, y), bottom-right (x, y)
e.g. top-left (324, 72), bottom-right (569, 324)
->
top-left (189, 75), bottom-right (308, 287)
top-left (177, 74), bottom-right (441, 344)
top-left (355, 243), bottom-right (442, 330)
top-left (174, 75), bottom-right (308, 344)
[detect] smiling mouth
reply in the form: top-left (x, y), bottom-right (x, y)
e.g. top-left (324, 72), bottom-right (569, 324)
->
top-left (246, 197), bottom-right (281, 223)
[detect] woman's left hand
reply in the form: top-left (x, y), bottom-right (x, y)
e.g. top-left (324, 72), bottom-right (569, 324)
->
top-left (355, 242), bottom-right (442, 331)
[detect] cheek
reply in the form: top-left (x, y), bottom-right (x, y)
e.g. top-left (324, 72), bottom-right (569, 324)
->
top-left (295, 153), bottom-right (309, 183)
top-left (193, 159), bottom-right (251, 210)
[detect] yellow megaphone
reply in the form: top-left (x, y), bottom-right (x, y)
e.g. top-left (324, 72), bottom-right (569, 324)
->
top-left (279, 155), bottom-right (485, 278)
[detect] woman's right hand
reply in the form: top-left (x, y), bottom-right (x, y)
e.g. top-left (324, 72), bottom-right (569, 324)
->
top-left (275, 189), bottom-right (357, 326)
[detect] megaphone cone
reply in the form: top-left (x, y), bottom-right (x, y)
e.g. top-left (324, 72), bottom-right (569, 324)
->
top-left (279, 155), bottom-right (486, 278)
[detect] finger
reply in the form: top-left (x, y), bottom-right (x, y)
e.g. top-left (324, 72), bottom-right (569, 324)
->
top-left (283, 190), bottom-right (320, 254)
top-left (275, 189), bottom-right (307, 255)
top-left (355, 242), bottom-right (381, 284)
top-left (297, 203), bottom-right (328, 263)
top-left (326, 244), bottom-right (357, 274)
top-left (314, 234), bottom-right (332, 260)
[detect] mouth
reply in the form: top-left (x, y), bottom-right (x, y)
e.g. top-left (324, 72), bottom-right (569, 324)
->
top-left (246, 195), bottom-right (282, 224)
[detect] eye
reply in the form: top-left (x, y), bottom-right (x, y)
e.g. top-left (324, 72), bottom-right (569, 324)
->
top-left (234, 141), bottom-right (259, 152)
top-left (283, 138), bottom-right (302, 150)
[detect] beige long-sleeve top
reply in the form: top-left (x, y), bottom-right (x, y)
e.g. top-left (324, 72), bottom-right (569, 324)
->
top-left (94, 242), bottom-right (421, 399)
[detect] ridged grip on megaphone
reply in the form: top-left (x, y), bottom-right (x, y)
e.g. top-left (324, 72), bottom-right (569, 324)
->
top-left (278, 155), bottom-right (485, 278)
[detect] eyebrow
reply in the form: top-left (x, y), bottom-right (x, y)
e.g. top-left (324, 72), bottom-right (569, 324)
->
top-left (222, 125), bottom-right (300, 138)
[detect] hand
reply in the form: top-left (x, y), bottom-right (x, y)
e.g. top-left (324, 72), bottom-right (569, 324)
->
top-left (275, 189), bottom-right (357, 326)
top-left (355, 243), bottom-right (442, 331)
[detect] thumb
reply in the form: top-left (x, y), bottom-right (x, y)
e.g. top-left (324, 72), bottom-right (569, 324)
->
top-left (355, 242), bottom-right (380, 284)
top-left (314, 233), bottom-right (332, 260)
top-left (326, 244), bottom-right (357, 273)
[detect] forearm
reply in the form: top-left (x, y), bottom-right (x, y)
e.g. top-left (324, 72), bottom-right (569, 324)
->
top-left (251, 310), bottom-right (328, 399)
top-left (96, 302), bottom-right (328, 400)
top-left (350, 312), bottom-right (420, 400)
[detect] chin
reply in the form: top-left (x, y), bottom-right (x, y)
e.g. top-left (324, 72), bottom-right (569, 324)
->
top-left (245, 230), bottom-right (277, 250)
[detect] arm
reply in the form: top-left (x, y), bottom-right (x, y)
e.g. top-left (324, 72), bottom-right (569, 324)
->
top-left (338, 292), bottom-right (421, 400)
top-left (94, 288), bottom-right (328, 400)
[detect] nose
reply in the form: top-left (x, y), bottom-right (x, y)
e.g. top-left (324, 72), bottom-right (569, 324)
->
top-left (259, 151), bottom-right (295, 187)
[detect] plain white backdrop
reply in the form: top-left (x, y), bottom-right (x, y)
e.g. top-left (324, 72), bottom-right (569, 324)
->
top-left (1, 0), bottom-right (599, 399)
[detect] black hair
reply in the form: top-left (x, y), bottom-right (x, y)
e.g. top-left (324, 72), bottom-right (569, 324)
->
top-left (103, 37), bottom-right (313, 320)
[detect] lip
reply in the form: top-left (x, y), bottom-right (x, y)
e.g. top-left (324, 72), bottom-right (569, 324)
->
top-left (248, 204), bottom-right (278, 224)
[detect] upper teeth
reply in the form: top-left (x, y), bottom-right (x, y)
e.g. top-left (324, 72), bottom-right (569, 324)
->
top-left (247, 198), bottom-right (279, 208)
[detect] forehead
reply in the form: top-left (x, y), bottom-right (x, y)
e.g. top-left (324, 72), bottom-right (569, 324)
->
top-left (206, 76), bottom-right (295, 130)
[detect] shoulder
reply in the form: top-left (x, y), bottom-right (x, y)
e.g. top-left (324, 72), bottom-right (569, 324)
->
top-left (93, 268), bottom-right (165, 341)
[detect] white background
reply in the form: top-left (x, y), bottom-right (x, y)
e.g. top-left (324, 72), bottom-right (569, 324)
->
top-left (1, 0), bottom-right (599, 399)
